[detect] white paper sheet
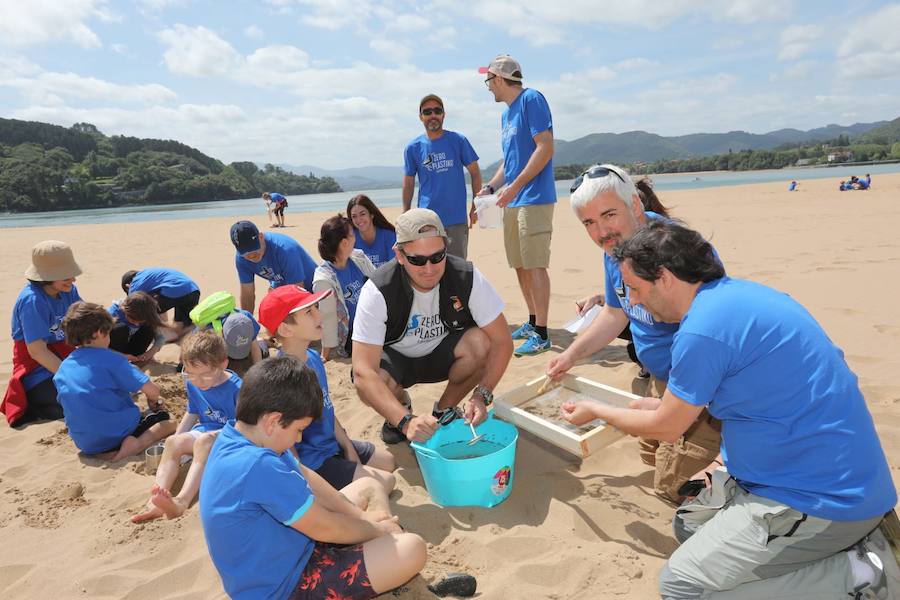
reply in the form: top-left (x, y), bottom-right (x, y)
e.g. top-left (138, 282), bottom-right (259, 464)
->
top-left (563, 304), bottom-right (601, 333)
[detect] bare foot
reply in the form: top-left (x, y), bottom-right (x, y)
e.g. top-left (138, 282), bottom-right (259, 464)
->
top-left (149, 486), bottom-right (187, 519)
top-left (132, 498), bottom-right (165, 524)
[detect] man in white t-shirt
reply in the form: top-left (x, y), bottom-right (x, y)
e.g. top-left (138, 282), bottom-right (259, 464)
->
top-left (352, 208), bottom-right (513, 444)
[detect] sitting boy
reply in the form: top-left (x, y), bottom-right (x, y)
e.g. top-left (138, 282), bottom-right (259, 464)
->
top-left (259, 285), bottom-right (396, 493)
top-left (54, 301), bottom-right (175, 460)
top-left (200, 355), bottom-right (426, 600)
top-left (132, 330), bottom-right (241, 523)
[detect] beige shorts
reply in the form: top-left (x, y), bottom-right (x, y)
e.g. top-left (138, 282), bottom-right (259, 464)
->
top-left (503, 204), bottom-right (554, 269)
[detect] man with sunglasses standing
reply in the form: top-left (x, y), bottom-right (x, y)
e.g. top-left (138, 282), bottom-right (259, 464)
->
top-left (478, 54), bottom-right (556, 357)
top-left (351, 208), bottom-right (513, 444)
top-left (402, 94), bottom-right (482, 260)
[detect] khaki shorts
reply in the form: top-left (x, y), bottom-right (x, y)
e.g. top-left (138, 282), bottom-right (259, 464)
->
top-left (503, 204), bottom-right (554, 269)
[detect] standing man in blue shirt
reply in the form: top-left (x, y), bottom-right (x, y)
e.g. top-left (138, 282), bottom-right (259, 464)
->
top-left (403, 94), bottom-right (482, 260)
top-left (229, 220), bottom-right (317, 312)
top-left (562, 219), bottom-right (897, 599)
top-left (478, 54), bottom-right (556, 356)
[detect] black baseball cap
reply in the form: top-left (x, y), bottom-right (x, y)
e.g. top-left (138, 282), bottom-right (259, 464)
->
top-left (230, 221), bottom-right (261, 254)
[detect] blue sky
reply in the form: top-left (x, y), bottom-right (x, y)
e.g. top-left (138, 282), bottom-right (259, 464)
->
top-left (2, 0), bottom-right (899, 169)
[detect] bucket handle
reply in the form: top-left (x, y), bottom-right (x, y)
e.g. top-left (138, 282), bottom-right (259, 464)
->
top-left (410, 442), bottom-right (439, 459)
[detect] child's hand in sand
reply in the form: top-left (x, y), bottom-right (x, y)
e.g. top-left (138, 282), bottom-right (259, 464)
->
top-left (629, 397), bottom-right (662, 411)
top-left (561, 400), bottom-right (597, 426)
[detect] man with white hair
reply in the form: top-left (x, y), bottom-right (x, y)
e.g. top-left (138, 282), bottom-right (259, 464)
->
top-left (545, 164), bottom-right (721, 504)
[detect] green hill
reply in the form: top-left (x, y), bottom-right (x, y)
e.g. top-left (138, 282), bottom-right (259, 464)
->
top-left (0, 119), bottom-right (341, 213)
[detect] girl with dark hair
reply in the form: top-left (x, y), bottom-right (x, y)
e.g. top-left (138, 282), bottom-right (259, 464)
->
top-left (635, 177), bottom-right (670, 218)
top-left (3, 241), bottom-right (83, 426)
top-left (313, 214), bottom-right (377, 360)
top-left (346, 194), bottom-right (397, 268)
top-left (108, 291), bottom-right (167, 363)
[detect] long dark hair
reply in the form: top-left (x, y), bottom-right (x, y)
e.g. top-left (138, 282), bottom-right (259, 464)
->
top-left (635, 178), bottom-right (669, 218)
top-left (120, 291), bottom-right (163, 329)
top-left (318, 214), bottom-right (353, 262)
top-left (346, 194), bottom-right (395, 232)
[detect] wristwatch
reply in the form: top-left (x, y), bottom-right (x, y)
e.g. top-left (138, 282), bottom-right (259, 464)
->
top-left (482, 184), bottom-right (495, 194)
top-left (396, 413), bottom-right (414, 434)
top-left (473, 385), bottom-right (494, 406)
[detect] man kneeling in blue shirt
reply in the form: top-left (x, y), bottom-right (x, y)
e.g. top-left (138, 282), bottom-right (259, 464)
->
top-left (562, 219), bottom-right (897, 599)
top-left (200, 355), bottom-right (425, 600)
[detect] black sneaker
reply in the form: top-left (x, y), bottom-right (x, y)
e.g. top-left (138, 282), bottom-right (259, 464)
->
top-left (380, 420), bottom-right (407, 445)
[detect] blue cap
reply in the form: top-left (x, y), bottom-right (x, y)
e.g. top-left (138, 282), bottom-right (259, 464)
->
top-left (230, 221), bottom-right (261, 254)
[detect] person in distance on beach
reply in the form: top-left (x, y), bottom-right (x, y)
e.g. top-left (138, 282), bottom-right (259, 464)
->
top-left (229, 220), bottom-right (317, 312)
top-left (477, 54), bottom-right (556, 357)
top-left (347, 194), bottom-right (398, 268)
top-left (263, 191), bottom-right (288, 227)
top-left (402, 93), bottom-right (481, 259)
top-left (351, 209), bottom-right (512, 444)
top-left (561, 220), bottom-right (897, 599)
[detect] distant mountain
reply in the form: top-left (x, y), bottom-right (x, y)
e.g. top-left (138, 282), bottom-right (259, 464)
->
top-left (854, 116), bottom-right (900, 145)
top-left (278, 164), bottom-right (403, 191)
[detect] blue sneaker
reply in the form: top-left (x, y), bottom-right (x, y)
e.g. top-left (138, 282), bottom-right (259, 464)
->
top-left (515, 332), bottom-right (551, 356)
top-left (511, 322), bottom-right (535, 340)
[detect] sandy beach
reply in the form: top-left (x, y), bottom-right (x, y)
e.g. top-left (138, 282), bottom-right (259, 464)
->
top-left (1, 174), bottom-right (898, 599)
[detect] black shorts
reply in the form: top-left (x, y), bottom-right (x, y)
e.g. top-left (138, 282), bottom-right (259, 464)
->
top-left (154, 290), bottom-right (201, 325)
top-left (379, 329), bottom-right (465, 389)
top-left (274, 202), bottom-right (287, 217)
top-left (130, 409), bottom-right (170, 439)
top-left (290, 542), bottom-right (374, 600)
top-left (314, 440), bottom-right (376, 490)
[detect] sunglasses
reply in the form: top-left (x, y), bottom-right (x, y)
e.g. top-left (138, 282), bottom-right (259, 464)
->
top-left (401, 248), bottom-right (447, 266)
top-left (421, 107), bottom-right (444, 116)
top-left (570, 165), bottom-right (627, 193)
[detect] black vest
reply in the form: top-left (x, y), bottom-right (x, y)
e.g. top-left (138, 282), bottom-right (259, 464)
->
top-left (370, 255), bottom-right (476, 347)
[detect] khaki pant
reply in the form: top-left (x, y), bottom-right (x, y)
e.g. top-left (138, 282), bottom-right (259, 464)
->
top-left (638, 376), bottom-right (722, 505)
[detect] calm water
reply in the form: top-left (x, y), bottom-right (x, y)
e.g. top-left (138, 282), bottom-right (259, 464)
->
top-left (2, 162), bottom-right (898, 229)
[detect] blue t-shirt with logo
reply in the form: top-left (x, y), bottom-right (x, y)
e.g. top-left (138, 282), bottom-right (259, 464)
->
top-left (501, 88), bottom-right (556, 208)
top-left (235, 232), bottom-right (316, 291)
top-left (200, 423), bottom-right (315, 600)
top-left (404, 130), bottom-right (479, 227)
top-left (333, 260), bottom-right (366, 323)
top-left (53, 347), bottom-right (149, 454)
top-left (269, 192), bottom-right (286, 204)
top-left (293, 349), bottom-right (339, 470)
top-left (354, 227), bottom-right (397, 268)
top-left (11, 282), bottom-right (82, 390)
top-left (187, 371), bottom-right (241, 433)
top-left (129, 268), bottom-right (199, 299)
top-left (603, 212), bottom-right (679, 380)
top-left (667, 277), bottom-right (897, 521)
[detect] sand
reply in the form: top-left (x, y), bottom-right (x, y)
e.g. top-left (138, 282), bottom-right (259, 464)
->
top-left (1, 174), bottom-right (899, 599)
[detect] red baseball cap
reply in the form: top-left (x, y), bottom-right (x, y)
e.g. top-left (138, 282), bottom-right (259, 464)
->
top-left (258, 285), bottom-right (332, 333)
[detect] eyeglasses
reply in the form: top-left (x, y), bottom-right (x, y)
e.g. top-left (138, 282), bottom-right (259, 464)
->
top-left (484, 74), bottom-right (496, 88)
top-left (401, 248), bottom-right (447, 266)
top-left (181, 366), bottom-right (220, 383)
top-left (570, 165), bottom-right (627, 193)
top-left (421, 107), bottom-right (444, 116)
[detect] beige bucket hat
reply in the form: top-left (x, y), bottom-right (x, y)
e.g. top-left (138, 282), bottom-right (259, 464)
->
top-left (24, 240), bottom-right (82, 281)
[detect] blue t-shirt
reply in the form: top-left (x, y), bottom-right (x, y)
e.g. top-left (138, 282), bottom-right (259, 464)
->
top-left (187, 371), bottom-right (241, 433)
top-left (788, 182), bottom-right (797, 191)
top-left (235, 232), bottom-right (316, 291)
top-left (200, 423), bottom-right (315, 600)
top-left (129, 268), bottom-right (199, 299)
top-left (667, 277), bottom-right (897, 521)
top-left (501, 88), bottom-right (557, 207)
top-left (11, 282), bottom-right (82, 390)
top-left (53, 347), bottom-right (149, 454)
top-left (332, 260), bottom-right (366, 323)
top-left (603, 212), bottom-right (679, 380)
top-left (404, 130), bottom-right (479, 227)
top-left (293, 349), bottom-right (339, 470)
top-left (354, 227), bottom-right (397, 268)
top-left (269, 192), bottom-right (286, 204)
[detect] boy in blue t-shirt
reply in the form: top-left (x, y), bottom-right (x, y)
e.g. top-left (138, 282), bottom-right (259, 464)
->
top-left (258, 285), bottom-right (396, 494)
top-left (133, 330), bottom-right (241, 523)
top-left (54, 302), bottom-right (175, 460)
top-left (199, 355), bottom-right (425, 600)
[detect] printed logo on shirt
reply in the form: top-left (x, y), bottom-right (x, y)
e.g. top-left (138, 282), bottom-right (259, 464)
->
top-left (449, 295), bottom-right (463, 312)
top-left (405, 313), bottom-right (445, 341)
top-left (423, 151), bottom-right (454, 173)
top-left (204, 408), bottom-right (229, 425)
top-left (49, 317), bottom-right (65, 341)
top-left (501, 123), bottom-right (518, 144)
top-left (257, 267), bottom-right (284, 282)
top-left (344, 279), bottom-right (364, 304)
top-left (615, 284), bottom-right (655, 326)
top-left (322, 388), bottom-right (333, 409)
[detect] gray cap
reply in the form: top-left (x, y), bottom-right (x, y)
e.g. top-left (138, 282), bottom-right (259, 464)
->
top-left (395, 208), bottom-right (448, 244)
top-left (222, 312), bottom-right (255, 359)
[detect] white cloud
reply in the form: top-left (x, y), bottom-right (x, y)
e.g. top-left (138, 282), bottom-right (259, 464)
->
top-left (615, 57), bottom-right (658, 70)
top-left (769, 60), bottom-right (818, 82)
top-left (244, 24), bottom-right (264, 39)
top-left (158, 24), bottom-right (243, 76)
top-left (778, 24), bottom-right (823, 61)
top-left (836, 4), bottom-right (900, 80)
top-left (0, 0), bottom-right (111, 48)
top-left (717, 0), bottom-right (788, 24)
top-left (245, 45), bottom-right (311, 73)
top-left (139, 0), bottom-right (187, 10)
top-left (369, 38), bottom-right (413, 64)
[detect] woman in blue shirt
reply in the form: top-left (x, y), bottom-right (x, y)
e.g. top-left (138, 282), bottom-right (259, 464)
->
top-left (347, 194), bottom-right (397, 268)
top-left (313, 214), bottom-right (376, 360)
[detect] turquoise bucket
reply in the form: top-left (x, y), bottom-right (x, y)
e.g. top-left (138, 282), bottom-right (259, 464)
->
top-left (410, 413), bottom-right (518, 508)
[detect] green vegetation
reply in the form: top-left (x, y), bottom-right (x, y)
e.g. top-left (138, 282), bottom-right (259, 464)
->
top-left (0, 119), bottom-right (341, 213)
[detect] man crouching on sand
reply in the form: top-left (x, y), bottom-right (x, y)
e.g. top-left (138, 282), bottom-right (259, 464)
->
top-left (562, 220), bottom-right (897, 599)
